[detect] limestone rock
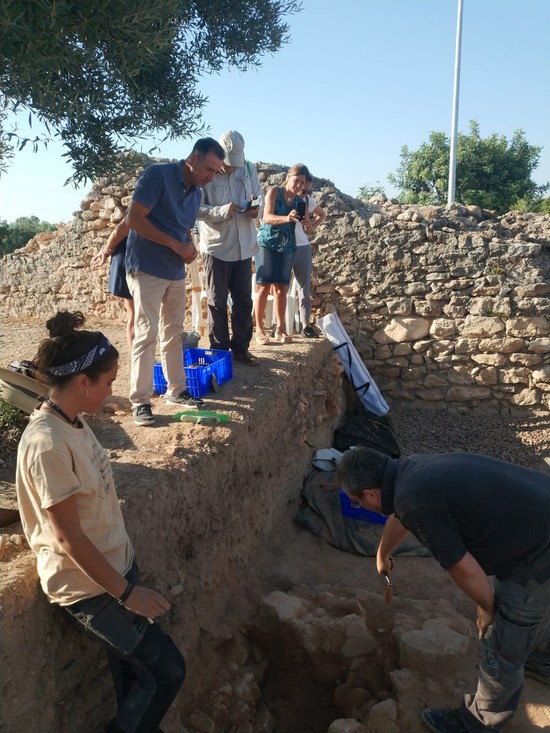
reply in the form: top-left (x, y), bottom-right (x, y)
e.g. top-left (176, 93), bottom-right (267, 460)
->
top-left (375, 318), bottom-right (430, 344)
top-left (366, 698), bottom-right (400, 733)
top-left (399, 626), bottom-right (469, 673)
top-left (189, 710), bottom-right (215, 733)
top-left (327, 719), bottom-right (369, 733)
top-left (261, 591), bottom-right (304, 622)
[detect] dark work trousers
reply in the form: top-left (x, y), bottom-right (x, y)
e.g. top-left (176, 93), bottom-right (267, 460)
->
top-left (64, 563), bottom-right (185, 733)
top-left (203, 253), bottom-right (253, 354)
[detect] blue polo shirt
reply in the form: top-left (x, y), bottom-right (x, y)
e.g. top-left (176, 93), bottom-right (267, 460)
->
top-left (125, 161), bottom-right (202, 281)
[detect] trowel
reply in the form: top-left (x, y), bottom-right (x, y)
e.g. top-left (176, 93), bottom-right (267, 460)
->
top-left (382, 572), bottom-right (393, 604)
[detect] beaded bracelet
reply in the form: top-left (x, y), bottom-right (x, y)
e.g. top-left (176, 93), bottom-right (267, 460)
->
top-left (117, 581), bottom-right (135, 606)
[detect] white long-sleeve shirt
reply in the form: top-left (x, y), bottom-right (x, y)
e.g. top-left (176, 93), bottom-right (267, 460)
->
top-left (196, 162), bottom-right (264, 262)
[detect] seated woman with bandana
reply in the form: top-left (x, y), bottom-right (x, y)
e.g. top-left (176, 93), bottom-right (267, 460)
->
top-left (16, 310), bottom-right (185, 733)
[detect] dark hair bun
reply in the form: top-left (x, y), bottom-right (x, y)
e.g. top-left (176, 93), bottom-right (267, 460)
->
top-left (46, 311), bottom-right (86, 338)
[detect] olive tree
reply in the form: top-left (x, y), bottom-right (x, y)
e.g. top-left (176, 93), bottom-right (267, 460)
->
top-left (0, 216), bottom-right (56, 257)
top-left (0, 0), bottom-right (300, 183)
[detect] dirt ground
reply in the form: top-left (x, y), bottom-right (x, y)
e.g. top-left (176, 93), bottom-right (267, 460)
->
top-left (1, 316), bottom-right (549, 732)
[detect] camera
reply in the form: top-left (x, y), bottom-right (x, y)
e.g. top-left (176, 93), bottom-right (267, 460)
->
top-left (296, 199), bottom-right (307, 221)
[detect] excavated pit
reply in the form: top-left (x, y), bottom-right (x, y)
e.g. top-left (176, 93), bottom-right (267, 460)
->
top-left (1, 319), bottom-right (549, 733)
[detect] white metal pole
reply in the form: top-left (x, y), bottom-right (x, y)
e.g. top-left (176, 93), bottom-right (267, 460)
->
top-left (448, 0), bottom-right (464, 206)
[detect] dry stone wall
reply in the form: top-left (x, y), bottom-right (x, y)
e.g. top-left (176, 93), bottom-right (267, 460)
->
top-left (1, 158), bottom-right (550, 412)
top-left (305, 187), bottom-right (550, 413)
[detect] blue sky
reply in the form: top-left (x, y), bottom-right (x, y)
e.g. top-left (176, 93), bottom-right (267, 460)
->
top-left (1, 0), bottom-right (549, 223)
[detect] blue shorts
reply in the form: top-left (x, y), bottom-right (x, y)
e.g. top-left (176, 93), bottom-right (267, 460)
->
top-left (108, 239), bottom-right (132, 300)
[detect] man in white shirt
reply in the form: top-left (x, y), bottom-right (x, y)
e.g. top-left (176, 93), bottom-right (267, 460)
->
top-left (196, 130), bottom-right (263, 366)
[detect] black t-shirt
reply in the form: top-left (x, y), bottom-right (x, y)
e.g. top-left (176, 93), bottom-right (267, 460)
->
top-left (381, 453), bottom-right (550, 579)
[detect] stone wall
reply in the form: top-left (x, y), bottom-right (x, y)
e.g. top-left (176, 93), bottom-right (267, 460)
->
top-left (1, 159), bottom-right (550, 412)
top-left (307, 189), bottom-right (550, 412)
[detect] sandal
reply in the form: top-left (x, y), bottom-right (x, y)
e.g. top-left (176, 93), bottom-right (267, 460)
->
top-left (274, 330), bottom-right (293, 344)
top-left (255, 330), bottom-right (270, 345)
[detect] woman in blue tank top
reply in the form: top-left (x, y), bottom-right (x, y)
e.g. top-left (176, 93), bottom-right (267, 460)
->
top-left (254, 163), bottom-right (308, 344)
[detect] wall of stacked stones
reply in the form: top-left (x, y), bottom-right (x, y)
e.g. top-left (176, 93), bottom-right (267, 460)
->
top-left (309, 190), bottom-right (550, 412)
top-left (1, 159), bottom-right (549, 412)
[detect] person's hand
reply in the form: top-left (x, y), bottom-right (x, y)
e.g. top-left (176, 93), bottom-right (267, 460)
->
top-left (376, 551), bottom-right (394, 577)
top-left (287, 209), bottom-right (300, 223)
top-left (243, 207), bottom-right (259, 219)
top-left (226, 203), bottom-right (240, 218)
top-left (123, 585), bottom-right (171, 619)
top-left (476, 604), bottom-right (494, 638)
top-left (182, 242), bottom-right (198, 264)
top-left (172, 240), bottom-right (197, 263)
top-left (90, 249), bottom-right (109, 269)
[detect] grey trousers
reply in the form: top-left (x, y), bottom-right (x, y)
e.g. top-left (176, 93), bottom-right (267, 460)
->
top-left (292, 245), bottom-right (313, 326)
top-left (203, 254), bottom-right (253, 353)
top-left (459, 572), bottom-right (550, 732)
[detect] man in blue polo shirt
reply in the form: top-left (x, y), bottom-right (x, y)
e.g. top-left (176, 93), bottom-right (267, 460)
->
top-left (126, 138), bottom-right (225, 425)
top-left (336, 447), bottom-right (550, 733)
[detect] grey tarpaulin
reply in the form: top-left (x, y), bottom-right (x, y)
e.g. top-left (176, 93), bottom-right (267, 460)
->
top-left (295, 468), bottom-right (431, 558)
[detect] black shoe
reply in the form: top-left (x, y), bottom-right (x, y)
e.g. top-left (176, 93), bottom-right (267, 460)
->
top-left (422, 708), bottom-right (469, 733)
top-left (232, 350), bottom-right (260, 366)
top-left (165, 389), bottom-right (205, 409)
top-left (303, 325), bottom-right (319, 339)
top-left (525, 664), bottom-right (550, 685)
top-left (133, 404), bottom-right (155, 425)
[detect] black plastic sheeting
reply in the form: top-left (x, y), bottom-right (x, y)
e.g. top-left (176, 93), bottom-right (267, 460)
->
top-left (295, 407), bottom-right (431, 558)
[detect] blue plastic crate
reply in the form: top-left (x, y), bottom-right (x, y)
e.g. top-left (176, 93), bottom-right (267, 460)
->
top-left (339, 489), bottom-right (388, 525)
top-left (153, 348), bottom-right (233, 398)
top-left (153, 363), bottom-right (168, 395)
top-left (184, 348), bottom-right (233, 398)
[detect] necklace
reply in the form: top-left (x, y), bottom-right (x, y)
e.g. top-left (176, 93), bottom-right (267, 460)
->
top-left (45, 397), bottom-right (81, 427)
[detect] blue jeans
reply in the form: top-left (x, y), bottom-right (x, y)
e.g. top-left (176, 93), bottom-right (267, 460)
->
top-left (459, 571), bottom-right (550, 732)
top-left (64, 563), bottom-right (185, 733)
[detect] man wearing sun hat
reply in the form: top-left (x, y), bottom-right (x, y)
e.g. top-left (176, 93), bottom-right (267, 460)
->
top-left (196, 130), bottom-right (264, 366)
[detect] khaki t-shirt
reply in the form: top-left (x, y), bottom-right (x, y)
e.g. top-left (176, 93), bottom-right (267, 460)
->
top-left (16, 410), bottom-right (134, 606)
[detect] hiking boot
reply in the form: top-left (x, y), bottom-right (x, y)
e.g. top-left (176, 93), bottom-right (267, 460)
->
top-left (232, 350), bottom-right (259, 366)
top-left (133, 404), bottom-right (155, 426)
top-left (165, 389), bottom-right (205, 409)
top-left (422, 708), bottom-right (470, 733)
top-left (525, 664), bottom-right (550, 685)
top-left (303, 324), bottom-right (319, 339)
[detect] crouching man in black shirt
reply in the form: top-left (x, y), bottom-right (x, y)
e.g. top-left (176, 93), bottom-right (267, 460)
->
top-left (336, 448), bottom-right (550, 733)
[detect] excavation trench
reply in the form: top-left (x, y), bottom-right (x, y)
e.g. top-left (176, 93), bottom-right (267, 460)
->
top-left (1, 321), bottom-right (548, 733)
top-left (1, 329), bottom-right (349, 733)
